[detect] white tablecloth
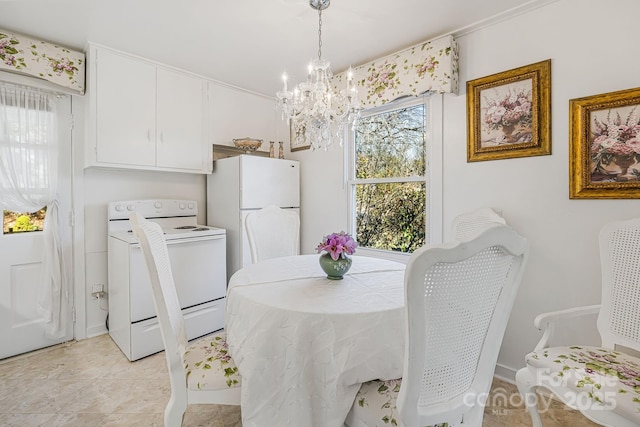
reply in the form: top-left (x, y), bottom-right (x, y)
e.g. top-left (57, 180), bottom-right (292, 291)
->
top-left (225, 254), bottom-right (406, 427)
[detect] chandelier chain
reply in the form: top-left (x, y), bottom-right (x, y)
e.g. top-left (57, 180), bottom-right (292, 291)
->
top-left (276, 0), bottom-right (360, 151)
top-left (317, 7), bottom-right (323, 61)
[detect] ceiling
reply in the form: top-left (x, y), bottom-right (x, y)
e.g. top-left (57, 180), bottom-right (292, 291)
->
top-left (0, 0), bottom-right (553, 97)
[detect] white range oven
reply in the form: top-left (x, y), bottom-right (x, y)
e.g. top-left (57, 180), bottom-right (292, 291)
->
top-left (107, 199), bottom-right (227, 361)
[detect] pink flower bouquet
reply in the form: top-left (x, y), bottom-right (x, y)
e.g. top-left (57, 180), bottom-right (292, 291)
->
top-left (316, 231), bottom-right (358, 261)
top-left (591, 108), bottom-right (640, 171)
top-left (483, 88), bottom-right (532, 131)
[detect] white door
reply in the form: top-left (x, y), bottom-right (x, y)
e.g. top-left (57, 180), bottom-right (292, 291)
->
top-left (0, 95), bottom-right (74, 359)
top-left (240, 156), bottom-right (300, 209)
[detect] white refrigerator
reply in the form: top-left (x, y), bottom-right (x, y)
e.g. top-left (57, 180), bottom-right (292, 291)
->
top-left (206, 155), bottom-right (300, 280)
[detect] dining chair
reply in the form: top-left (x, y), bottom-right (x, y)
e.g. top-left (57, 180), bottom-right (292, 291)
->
top-left (129, 212), bottom-right (241, 427)
top-left (451, 207), bottom-right (506, 241)
top-left (345, 224), bottom-right (529, 427)
top-left (516, 217), bottom-right (640, 427)
top-left (245, 205), bottom-right (300, 263)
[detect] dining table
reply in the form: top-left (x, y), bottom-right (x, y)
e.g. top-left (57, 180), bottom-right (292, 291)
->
top-left (225, 254), bottom-right (407, 427)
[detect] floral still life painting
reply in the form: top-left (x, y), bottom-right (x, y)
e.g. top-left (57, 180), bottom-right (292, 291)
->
top-left (290, 119), bottom-right (310, 151)
top-left (570, 87), bottom-right (640, 199)
top-left (589, 106), bottom-right (640, 182)
top-left (467, 59), bottom-right (551, 162)
top-left (481, 82), bottom-right (533, 146)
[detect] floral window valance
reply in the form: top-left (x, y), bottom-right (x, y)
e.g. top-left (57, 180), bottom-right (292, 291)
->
top-left (332, 35), bottom-right (458, 108)
top-left (0, 29), bottom-right (85, 95)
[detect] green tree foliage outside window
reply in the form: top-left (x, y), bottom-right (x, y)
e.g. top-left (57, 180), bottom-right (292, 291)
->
top-left (3, 208), bottom-right (46, 234)
top-left (354, 104), bottom-right (426, 252)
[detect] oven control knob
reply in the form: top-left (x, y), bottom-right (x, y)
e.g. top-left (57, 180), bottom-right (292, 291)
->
top-left (187, 202), bottom-right (195, 209)
top-left (127, 205), bottom-right (135, 211)
top-left (114, 204), bottom-right (124, 212)
top-left (154, 202), bottom-right (162, 209)
top-left (179, 203), bottom-right (186, 209)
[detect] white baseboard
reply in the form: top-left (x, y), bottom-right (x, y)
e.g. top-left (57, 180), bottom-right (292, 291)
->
top-left (86, 325), bottom-right (108, 338)
top-left (494, 362), bottom-right (518, 384)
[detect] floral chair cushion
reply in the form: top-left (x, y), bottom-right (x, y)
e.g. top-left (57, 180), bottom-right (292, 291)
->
top-left (347, 379), bottom-right (448, 427)
top-left (348, 379), bottom-right (402, 427)
top-left (183, 331), bottom-right (241, 391)
top-left (525, 345), bottom-right (640, 423)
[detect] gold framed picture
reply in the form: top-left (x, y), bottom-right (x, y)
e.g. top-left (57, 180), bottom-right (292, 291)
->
top-left (569, 87), bottom-right (640, 199)
top-left (290, 119), bottom-right (310, 152)
top-left (467, 59), bottom-right (551, 162)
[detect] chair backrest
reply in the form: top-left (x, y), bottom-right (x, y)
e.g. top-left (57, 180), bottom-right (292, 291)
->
top-left (129, 212), bottom-right (188, 383)
top-left (451, 207), bottom-right (506, 241)
top-left (397, 224), bottom-right (529, 427)
top-left (245, 205), bottom-right (300, 263)
top-left (598, 218), bottom-right (640, 352)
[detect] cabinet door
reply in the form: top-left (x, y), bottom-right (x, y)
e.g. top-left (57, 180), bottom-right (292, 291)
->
top-left (95, 49), bottom-right (156, 166)
top-left (156, 68), bottom-right (205, 171)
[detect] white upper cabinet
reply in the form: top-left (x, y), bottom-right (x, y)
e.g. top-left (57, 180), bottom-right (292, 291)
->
top-left (87, 44), bottom-right (211, 173)
top-left (93, 48), bottom-right (156, 167)
top-left (156, 69), bottom-right (206, 170)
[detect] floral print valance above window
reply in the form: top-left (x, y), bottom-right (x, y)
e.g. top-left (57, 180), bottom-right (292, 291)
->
top-left (332, 35), bottom-right (458, 108)
top-left (0, 29), bottom-right (85, 95)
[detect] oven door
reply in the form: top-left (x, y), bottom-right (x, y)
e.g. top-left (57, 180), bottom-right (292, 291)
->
top-left (129, 234), bottom-right (226, 322)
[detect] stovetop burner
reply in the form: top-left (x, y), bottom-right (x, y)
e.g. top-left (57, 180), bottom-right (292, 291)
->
top-left (175, 225), bottom-right (197, 229)
top-left (192, 227), bottom-right (210, 232)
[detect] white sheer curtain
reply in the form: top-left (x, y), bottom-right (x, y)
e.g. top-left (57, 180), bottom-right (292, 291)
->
top-left (0, 83), bottom-right (67, 338)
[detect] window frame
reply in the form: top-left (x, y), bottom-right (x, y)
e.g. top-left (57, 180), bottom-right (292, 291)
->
top-left (346, 94), bottom-right (443, 262)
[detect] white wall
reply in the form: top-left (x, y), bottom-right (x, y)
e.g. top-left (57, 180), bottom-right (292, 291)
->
top-left (209, 82), bottom-right (280, 146)
top-left (452, 0), bottom-right (640, 379)
top-left (294, 0), bottom-right (640, 380)
top-left (293, 147), bottom-right (349, 254)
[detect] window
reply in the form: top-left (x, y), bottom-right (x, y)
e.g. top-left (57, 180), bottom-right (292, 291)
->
top-left (349, 96), bottom-right (431, 254)
top-left (0, 84), bottom-right (55, 235)
top-left (3, 208), bottom-right (46, 234)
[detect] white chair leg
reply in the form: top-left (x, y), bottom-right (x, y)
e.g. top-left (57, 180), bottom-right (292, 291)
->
top-left (164, 391), bottom-right (187, 427)
top-left (463, 405), bottom-right (483, 427)
top-left (516, 368), bottom-right (544, 427)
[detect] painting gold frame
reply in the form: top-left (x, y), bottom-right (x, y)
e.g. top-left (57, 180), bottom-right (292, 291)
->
top-left (569, 87), bottom-right (640, 199)
top-left (467, 59), bottom-right (551, 162)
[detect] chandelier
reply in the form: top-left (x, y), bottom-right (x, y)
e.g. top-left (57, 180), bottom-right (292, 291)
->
top-left (276, 0), bottom-right (360, 151)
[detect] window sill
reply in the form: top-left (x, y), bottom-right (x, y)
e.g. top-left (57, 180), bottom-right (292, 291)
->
top-left (356, 247), bottom-right (411, 265)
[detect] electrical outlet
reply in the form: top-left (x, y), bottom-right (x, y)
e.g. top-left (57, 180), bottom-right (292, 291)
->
top-left (91, 284), bottom-right (105, 299)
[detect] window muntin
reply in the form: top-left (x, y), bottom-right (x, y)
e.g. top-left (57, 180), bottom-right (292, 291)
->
top-left (350, 99), bottom-right (427, 253)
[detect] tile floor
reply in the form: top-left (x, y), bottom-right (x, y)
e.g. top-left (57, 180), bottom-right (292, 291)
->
top-left (0, 334), bottom-right (597, 426)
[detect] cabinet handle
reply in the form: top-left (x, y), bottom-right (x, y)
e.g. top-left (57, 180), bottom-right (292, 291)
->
top-left (159, 131), bottom-right (164, 143)
top-left (147, 129), bottom-right (151, 142)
